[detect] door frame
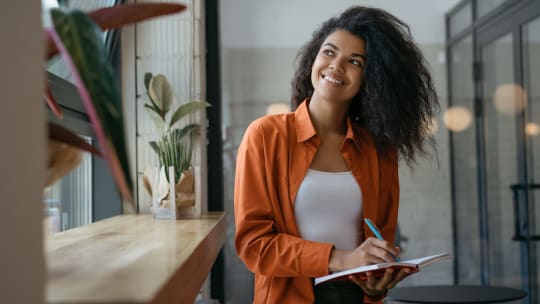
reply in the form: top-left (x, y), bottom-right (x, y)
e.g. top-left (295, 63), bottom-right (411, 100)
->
top-left (447, 1), bottom-right (540, 303)
top-left (476, 25), bottom-right (531, 297)
top-left (475, 3), bottom-right (540, 302)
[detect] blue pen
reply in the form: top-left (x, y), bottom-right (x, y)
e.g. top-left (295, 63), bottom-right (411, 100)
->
top-left (364, 218), bottom-right (401, 262)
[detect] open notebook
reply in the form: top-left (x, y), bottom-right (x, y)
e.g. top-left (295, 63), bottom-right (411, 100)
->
top-left (314, 252), bottom-right (451, 285)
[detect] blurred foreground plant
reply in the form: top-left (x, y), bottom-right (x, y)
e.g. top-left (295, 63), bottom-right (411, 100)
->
top-left (44, 3), bottom-right (186, 209)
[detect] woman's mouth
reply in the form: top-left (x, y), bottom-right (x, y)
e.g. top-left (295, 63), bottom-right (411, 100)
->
top-left (322, 73), bottom-right (344, 85)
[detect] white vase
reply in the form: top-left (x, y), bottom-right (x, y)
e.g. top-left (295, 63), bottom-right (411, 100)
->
top-left (149, 166), bottom-right (174, 219)
top-left (149, 165), bottom-right (201, 219)
top-left (175, 165), bottom-right (201, 219)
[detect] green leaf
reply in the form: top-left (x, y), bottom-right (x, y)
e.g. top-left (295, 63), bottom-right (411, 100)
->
top-left (148, 74), bottom-right (173, 116)
top-left (144, 104), bottom-right (165, 134)
top-left (149, 141), bottom-right (160, 156)
top-left (143, 73), bottom-right (163, 113)
top-left (144, 72), bottom-right (153, 91)
top-left (170, 124), bottom-right (200, 141)
top-left (144, 96), bottom-right (161, 117)
top-left (169, 101), bottom-right (210, 128)
top-left (50, 9), bottom-right (133, 200)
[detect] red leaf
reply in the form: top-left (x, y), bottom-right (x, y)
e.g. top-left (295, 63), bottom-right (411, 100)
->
top-left (88, 3), bottom-right (186, 30)
top-left (49, 122), bottom-right (102, 156)
top-left (44, 83), bottom-right (63, 118)
top-left (46, 3), bottom-right (186, 59)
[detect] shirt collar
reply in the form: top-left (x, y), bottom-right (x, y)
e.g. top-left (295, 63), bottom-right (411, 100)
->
top-left (345, 115), bottom-right (362, 150)
top-left (294, 99), bottom-right (361, 150)
top-left (294, 100), bottom-right (317, 143)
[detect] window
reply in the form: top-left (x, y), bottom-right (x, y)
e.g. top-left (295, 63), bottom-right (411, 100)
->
top-left (448, 1), bottom-right (472, 38)
top-left (44, 136), bottom-right (93, 233)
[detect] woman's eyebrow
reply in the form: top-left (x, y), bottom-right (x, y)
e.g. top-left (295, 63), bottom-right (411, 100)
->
top-left (351, 53), bottom-right (366, 60)
top-left (322, 42), bottom-right (365, 60)
top-left (323, 42), bottom-right (339, 50)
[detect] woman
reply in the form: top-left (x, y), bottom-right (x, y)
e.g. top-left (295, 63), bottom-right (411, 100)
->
top-left (234, 6), bottom-right (438, 304)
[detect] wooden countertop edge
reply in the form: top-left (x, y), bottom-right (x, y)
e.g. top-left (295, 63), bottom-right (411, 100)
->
top-left (151, 213), bottom-right (227, 304)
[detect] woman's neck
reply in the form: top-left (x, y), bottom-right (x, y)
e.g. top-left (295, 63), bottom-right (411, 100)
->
top-left (308, 96), bottom-right (349, 137)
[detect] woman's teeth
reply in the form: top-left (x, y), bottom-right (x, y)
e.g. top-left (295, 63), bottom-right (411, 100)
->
top-left (323, 75), bottom-right (344, 85)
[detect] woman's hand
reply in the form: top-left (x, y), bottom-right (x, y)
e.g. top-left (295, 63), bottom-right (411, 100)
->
top-left (329, 237), bottom-right (401, 272)
top-left (328, 237), bottom-right (406, 296)
top-left (349, 268), bottom-right (411, 297)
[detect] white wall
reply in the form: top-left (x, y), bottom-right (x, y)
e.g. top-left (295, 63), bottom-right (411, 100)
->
top-left (0, 1), bottom-right (45, 303)
top-left (122, 0), bottom-right (208, 214)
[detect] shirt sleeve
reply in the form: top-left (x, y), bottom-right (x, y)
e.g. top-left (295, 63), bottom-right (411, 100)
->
top-left (378, 150), bottom-right (400, 246)
top-left (234, 121), bottom-right (333, 278)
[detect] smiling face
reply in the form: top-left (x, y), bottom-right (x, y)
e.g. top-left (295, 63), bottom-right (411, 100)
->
top-left (310, 29), bottom-right (366, 106)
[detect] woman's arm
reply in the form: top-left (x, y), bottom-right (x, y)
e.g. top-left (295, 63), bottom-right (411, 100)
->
top-left (234, 121), bottom-right (334, 278)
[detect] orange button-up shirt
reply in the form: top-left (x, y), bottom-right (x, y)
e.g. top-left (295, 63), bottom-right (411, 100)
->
top-left (234, 100), bottom-right (400, 303)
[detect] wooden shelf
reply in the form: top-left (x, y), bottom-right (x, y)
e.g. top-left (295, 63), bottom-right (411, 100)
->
top-left (46, 212), bottom-right (226, 303)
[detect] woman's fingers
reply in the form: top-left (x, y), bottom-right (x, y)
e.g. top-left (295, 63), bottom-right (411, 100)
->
top-left (363, 252), bottom-right (387, 265)
top-left (371, 246), bottom-right (399, 263)
top-left (362, 238), bottom-right (401, 262)
top-left (374, 268), bottom-right (395, 290)
top-left (350, 268), bottom-right (412, 295)
top-left (343, 239), bottom-right (402, 272)
top-left (386, 268), bottom-right (411, 289)
top-left (353, 271), bottom-right (386, 296)
top-left (348, 274), bottom-right (364, 286)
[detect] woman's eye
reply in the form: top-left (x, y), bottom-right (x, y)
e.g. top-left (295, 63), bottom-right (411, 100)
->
top-left (323, 49), bottom-right (334, 56)
top-left (350, 59), bottom-right (363, 67)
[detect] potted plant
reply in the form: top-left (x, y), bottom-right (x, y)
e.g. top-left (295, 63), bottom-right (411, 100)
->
top-left (141, 72), bottom-right (209, 218)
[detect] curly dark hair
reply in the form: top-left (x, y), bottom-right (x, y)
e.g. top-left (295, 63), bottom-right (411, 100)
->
top-left (291, 6), bottom-right (439, 165)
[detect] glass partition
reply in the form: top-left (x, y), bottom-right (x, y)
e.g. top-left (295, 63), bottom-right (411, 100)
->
top-left (477, 0), bottom-right (511, 19)
top-left (481, 33), bottom-right (522, 288)
top-left (449, 35), bottom-right (481, 284)
top-left (522, 15), bottom-right (540, 302)
top-left (449, 2), bottom-right (472, 38)
top-left (447, 1), bottom-right (540, 302)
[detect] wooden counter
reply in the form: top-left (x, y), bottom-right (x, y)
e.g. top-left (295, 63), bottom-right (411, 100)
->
top-left (45, 212), bottom-right (226, 304)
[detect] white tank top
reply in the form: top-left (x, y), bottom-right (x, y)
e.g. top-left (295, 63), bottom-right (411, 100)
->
top-left (294, 169), bottom-right (362, 250)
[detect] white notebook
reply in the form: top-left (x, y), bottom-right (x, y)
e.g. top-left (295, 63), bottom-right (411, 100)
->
top-left (314, 252), bottom-right (451, 285)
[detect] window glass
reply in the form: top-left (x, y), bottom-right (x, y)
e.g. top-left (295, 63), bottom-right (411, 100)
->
top-left (477, 0), bottom-right (511, 19)
top-left (449, 2), bottom-right (472, 38)
top-left (522, 16), bottom-right (540, 294)
top-left (481, 33), bottom-right (521, 288)
top-left (448, 35), bottom-right (481, 284)
top-left (42, 0), bottom-right (117, 83)
top-left (44, 136), bottom-right (93, 234)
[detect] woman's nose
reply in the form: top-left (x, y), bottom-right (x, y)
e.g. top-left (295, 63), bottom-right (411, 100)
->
top-left (329, 56), bottom-right (346, 73)
top-left (329, 63), bottom-right (344, 73)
